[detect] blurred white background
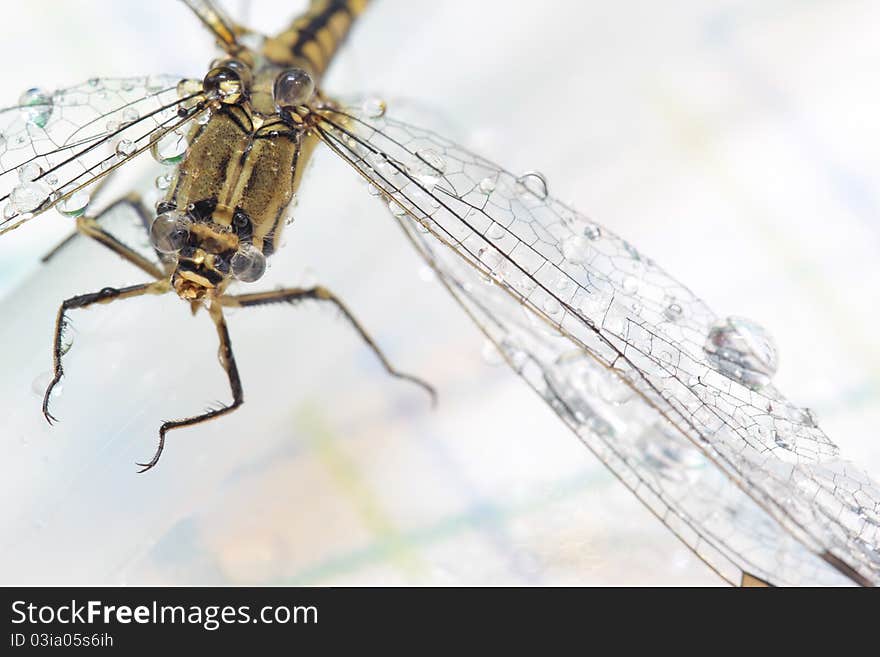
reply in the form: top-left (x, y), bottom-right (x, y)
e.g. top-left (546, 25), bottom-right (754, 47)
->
top-left (0, 0), bottom-right (878, 585)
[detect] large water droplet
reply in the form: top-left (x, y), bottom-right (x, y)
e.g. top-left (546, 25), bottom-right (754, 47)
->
top-left (149, 211), bottom-right (191, 253)
top-left (362, 97), bottom-right (387, 118)
top-left (230, 243), bottom-right (267, 282)
top-left (703, 316), bottom-right (778, 390)
top-left (19, 88), bottom-right (52, 128)
top-left (150, 130), bottom-right (188, 165)
top-left (479, 177), bottom-right (496, 194)
top-left (115, 139), bottom-right (136, 157)
top-left (17, 162), bottom-right (42, 182)
top-left (516, 171), bottom-right (549, 200)
top-left (56, 190), bottom-right (90, 217)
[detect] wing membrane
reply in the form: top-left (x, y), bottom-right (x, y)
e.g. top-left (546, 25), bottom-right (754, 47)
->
top-left (312, 102), bottom-right (880, 586)
top-left (0, 75), bottom-right (205, 235)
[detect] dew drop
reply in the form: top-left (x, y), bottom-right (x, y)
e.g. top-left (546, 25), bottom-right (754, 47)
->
top-left (56, 190), bottom-right (91, 217)
top-left (478, 247), bottom-right (505, 284)
top-left (703, 316), bottom-right (778, 390)
top-left (230, 244), bottom-right (268, 282)
top-left (479, 177), bottom-right (496, 194)
top-left (17, 162), bottom-right (42, 182)
top-left (516, 171), bottom-right (549, 200)
top-left (362, 97), bottom-right (387, 118)
top-left (150, 130), bottom-right (188, 165)
top-left (19, 88), bottom-right (52, 128)
top-left (622, 276), bottom-right (639, 295)
top-left (10, 182), bottom-right (49, 213)
top-left (388, 199), bottom-right (407, 216)
top-left (487, 223), bottom-right (506, 240)
top-left (583, 223), bottom-right (601, 240)
top-left (154, 172), bottom-right (173, 190)
top-left (542, 297), bottom-right (562, 316)
top-left (664, 300), bottom-right (683, 322)
top-left (122, 107), bottom-right (140, 123)
top-left (115, 139), bottom-right (136, 157)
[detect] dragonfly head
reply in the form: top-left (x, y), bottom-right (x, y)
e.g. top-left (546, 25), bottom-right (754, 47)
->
top-left (150, 210), bottom-right (268, 301)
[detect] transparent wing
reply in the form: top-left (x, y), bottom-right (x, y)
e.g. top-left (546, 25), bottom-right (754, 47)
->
top-left (311, 102), bottom-right (880, 586)
top-left (0, 75), bottom-right (206, 236)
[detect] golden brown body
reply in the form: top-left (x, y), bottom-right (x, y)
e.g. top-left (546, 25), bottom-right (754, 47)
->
top-left (37, 0), bottom-right (437, 476)
top-left (165, 0), bottom-right (369, 300)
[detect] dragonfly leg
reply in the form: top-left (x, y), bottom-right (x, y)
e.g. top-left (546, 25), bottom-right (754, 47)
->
top-left (220, 285), bottom-right (437, 406)
top-left (42, 279), bottom-right (171, 424)
top-left (136, 303), bottom-right (244, 473)
top-left (42, 193), bottom-right (163, 279)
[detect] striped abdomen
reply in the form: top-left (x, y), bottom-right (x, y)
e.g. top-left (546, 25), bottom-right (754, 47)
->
top-left (263, 0), bottom-right (370, 82)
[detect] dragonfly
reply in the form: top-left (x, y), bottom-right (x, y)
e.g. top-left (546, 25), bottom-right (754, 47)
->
top-left (0, 0), bottom-right (877, 587)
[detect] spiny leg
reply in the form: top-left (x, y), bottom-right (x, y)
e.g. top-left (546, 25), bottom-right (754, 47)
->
top-left (42, 193), bottom-right (164, 279)
top-left (220, 285), bottom-right (436, 406)
top-left (43, 280), bottom-right (171, 424)
top-left (136, 303), bottom-right (244, 473)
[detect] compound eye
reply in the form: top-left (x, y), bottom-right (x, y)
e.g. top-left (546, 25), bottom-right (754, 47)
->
top-left (149, 212), bottom-right (191, 253)
top-left (232, 209), bottom-right (253, 239)
top-left (203, 64), bottom-right (246, 104)
top-left (273, 68), bottom-right (315, 109)
top-left (231, 243), bottom-right (267, 282)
